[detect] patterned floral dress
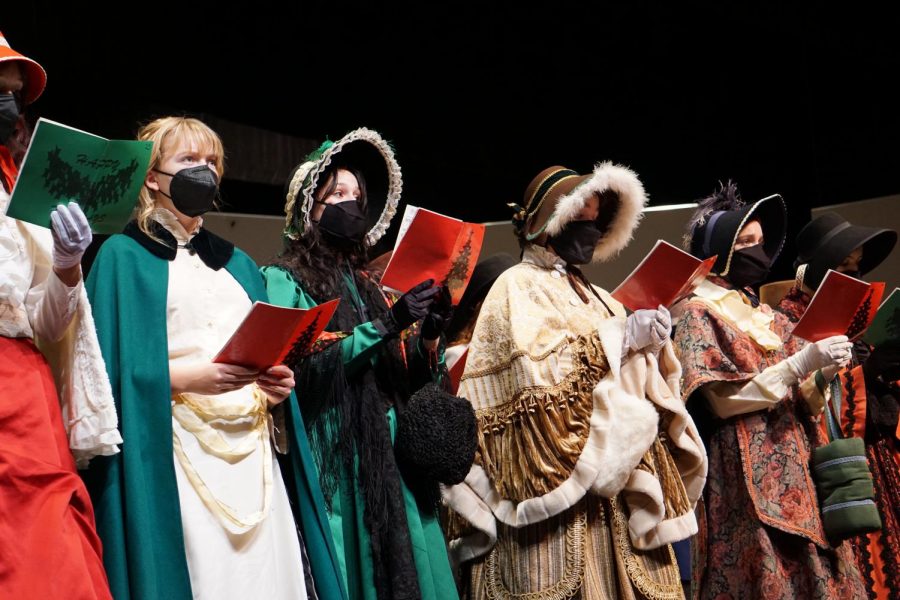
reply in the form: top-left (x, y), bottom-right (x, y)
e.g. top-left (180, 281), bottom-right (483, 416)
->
top-left (673, 279), bottom-right (867, 599)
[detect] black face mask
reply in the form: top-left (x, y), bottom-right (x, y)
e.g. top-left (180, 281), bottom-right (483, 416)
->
top-left (154, 165), bottom-right (219, 217)
top-left (548, 220), bottom-right (604, 265)
top-left (838, 270), bottom-right (862, 281)
top-left (0, 94), bottom-right (20, 143)
top-left (315, 200), bottom-right (367, 245)
top-left (726, 243), bottom-right (771, 288)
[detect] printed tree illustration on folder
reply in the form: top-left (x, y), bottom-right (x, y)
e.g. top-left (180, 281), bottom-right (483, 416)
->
top-left (43, 147), bottom-right (141, 225)
top-left (863, 288), bottom-right (900, 347)
top-left (888, 308), bottom-right (900, 342)
top-left (792, 270), bottom-right (884, 342)
top-left (443, 228), bottom-right (475, 296)
top-left (6, 118), bottom-right (152, 234)
top-left (214, 299), bottom-right (339, 371)
top-left (380, 206), bottom-right (485, 305)
top-left (846, 287), bottom-right (880, 340)
top-left (283, 312), bottom-right (322, 367)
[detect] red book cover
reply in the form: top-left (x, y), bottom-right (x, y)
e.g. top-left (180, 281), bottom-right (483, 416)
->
top-left (610, 240), bottom-right (717, 311)
top-left (381, 206), bottom-right (485, 304)
top-left (791, 270), bottom-right (883, 342)
top-left (213, 299), bottom-right (340, 370)
top-left (448, 347), bottom-right (468, 395)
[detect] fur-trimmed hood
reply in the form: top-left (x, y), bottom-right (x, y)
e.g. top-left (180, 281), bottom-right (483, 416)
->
top-left (283, 127), bottom-right (402, 247)
top-left (514, 162), bottom-right (647, 263)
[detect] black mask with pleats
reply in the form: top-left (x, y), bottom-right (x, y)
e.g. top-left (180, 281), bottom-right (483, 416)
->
top-left (548, 220), bottom-right (603, 265)
top-left (154, 165), bottom-right (219, 216)
top-left (0, 94), bottom-right (19, 143)
top-left (315, 199), bottom-right (367, 245)
top-left (726, 243), bottom-right (772, 288)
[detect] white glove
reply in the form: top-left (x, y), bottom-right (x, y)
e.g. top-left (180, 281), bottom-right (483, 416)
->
top-left (783, 335), bottom-right (852, 383)
top-left (625, 305), bottom-right (672, 354)
top-left (50, 203), bottom-right (92, 270)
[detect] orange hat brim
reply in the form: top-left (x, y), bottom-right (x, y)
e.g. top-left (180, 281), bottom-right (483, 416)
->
top-left (0, 48), bottom-right (47, 105)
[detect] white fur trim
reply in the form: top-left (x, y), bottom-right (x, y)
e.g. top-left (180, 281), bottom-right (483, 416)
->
top-left (544, 161), bottom-right (647, 263)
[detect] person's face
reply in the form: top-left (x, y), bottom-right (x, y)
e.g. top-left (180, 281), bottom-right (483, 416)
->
top-left (837, 246), bottom-right (864, 274)
top-left (311, 168), bottom-right (361, 222)
top-left (734, 219), bottom-right (764, 251)
top-left (0, 62), bottom-right (24, 106)
top-left (145, 137), bottom-right (220, 217)
top-left (572, 194), bottom-right (601, 222)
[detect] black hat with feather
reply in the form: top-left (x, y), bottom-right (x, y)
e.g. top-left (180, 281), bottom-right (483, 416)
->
top-left (684, 181), bottom-right (787, 278)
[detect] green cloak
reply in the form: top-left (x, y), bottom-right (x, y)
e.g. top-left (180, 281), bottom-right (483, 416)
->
top-left (83, 226), bottom-right (346, 600)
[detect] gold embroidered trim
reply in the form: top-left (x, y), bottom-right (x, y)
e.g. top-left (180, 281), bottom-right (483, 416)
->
top-left (611, 497), bottom-right (683, 600)
top-left (474, 333), bottom-right (609, 501)
top-left (484, 509), bottom-right (587, 600)
top-left (464, 336), bottom-right (571, 382)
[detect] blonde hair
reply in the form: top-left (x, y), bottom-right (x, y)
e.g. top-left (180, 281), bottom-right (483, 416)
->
top-left (134, 116), bottom-right (226, 238)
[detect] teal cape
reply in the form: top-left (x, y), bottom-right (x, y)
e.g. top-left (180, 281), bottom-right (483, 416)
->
top-left (83, 227), bottom-right (346, 600)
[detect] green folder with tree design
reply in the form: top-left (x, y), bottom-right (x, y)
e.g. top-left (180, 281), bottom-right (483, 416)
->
top-left (5, 118), bottom-right (152, 234)
top-left (863, 287), bottom-right (900, 347)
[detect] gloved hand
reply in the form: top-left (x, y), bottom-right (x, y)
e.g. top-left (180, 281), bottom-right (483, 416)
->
top-left (388, 279), bottom-right (440, 333)
top-left (50, 203), bottom-right (92, 270)
top-left (421, 285), bottom-right (452, 340)
top-left (863, 340), bottom-right (900, 383)
top-left (624, 305), bottom-right (671, 353)
top-left (784, 335), bottom-right (853, 383)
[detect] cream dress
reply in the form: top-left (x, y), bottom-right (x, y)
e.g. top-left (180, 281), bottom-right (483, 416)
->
top-left (158, 209), bottom-right (306, 599)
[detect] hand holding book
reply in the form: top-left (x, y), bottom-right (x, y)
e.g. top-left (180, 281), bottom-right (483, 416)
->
top-left (213, 299), bottom-right (339, 371)
top-left (380, 205), bottom-right (485, 305)
top-left (792, 271), bottom-right (884, 342)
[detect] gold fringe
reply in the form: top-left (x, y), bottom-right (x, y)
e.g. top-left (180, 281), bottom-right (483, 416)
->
top-left (637, 435), bottom-right (692, 521)
top-left (442, 502), bottom-right (474, 543)
top-left (475, 333), bottom-right (610, 502)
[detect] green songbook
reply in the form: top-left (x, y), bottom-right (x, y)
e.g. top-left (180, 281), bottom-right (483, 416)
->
top-left (5, 118), bottom-right (152, 234)
top-left (864, 288), bottom-right (900, 347)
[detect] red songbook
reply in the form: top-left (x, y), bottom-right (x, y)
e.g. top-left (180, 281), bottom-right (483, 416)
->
top-left (448, 347), bottom-right (468, 395)
top-left (610, 240), bottom-right (718, 311)
top-left (791, 270), bottom-right (885, 342)
top-left (380, 205), bottom-right (485, 304)
top-left (213, 299), bottom-right (340, 370)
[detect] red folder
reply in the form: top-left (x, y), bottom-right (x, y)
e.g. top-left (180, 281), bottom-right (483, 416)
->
top-left (380, 206), bottom-right (485, 304)
top-left (213, 299), bottom-right (340, 370)
top-left (610, 240), bottom-right (717, 311)
top-left (448, 347), bottom-right (468, 395)
top-left (791, 270), bottom-right (884, 342)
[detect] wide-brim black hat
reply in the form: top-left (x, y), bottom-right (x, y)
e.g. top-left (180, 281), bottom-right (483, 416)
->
top-left (794, 212), bottom-right (897, 290)
top-left (692, 194), bottom-right (787, 277)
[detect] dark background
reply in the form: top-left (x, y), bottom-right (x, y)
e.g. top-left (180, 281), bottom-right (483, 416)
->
top-left (6, 2), bottom-right (900, 276)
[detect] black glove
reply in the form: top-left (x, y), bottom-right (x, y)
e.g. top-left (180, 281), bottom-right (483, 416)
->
top-left (421, 285), bottom-right (452, 340)
top-left (863, 340), bottom-right (900, 383)
top-left (387, 279), bottom-right (440, 334)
